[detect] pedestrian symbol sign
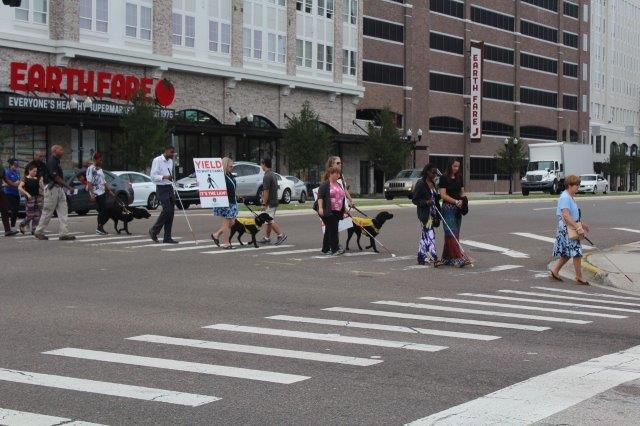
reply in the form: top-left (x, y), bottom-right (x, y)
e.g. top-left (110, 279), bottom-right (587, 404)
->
top-left (193, 158), bottom-right (228, 208)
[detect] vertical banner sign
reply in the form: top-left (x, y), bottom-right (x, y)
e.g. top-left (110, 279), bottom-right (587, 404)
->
top-left (193, 158), bottom-right (229, 208)
top-left (470, 42), bottom-right (484, 142)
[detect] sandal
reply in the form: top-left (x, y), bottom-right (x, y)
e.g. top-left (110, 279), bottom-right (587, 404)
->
top-left (549, 271), bottom-right (563, 282)
top-left (575, 277), bottom-right (590, 285)
top-left (221, 244), bottom-right (234, 250)
top-left (210, 234), bottom-right (220, 247)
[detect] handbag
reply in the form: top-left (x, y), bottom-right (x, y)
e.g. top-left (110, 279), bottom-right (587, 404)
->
top-left (567, 221), bottom-right (585, 241)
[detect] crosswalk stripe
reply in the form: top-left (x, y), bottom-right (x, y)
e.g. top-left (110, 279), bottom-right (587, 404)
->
top-left (419, 297), bottom-right (627, 319)
top-left (533, 286), bottom-right (640, 301)
top-left (0, 367), bottom-right (218, 406)
top-left (483, 265), bottom-right (522, 272)
top-left (266, 315), bottom-right (501, 341)
top-left (203, 324), bottom-right (448, 352)
top-left (511, 232), bottom-right (594, 249)
top-left (74, 235), bottom-right (142, 243)
top-left (376, 255), bottom-right (415, 262)
top-left (460, 293), bottom-right (640, 314)
top-left (267, 248), bottom-right (322, 255)
top-left (0, 407), bottom-right (104, 426)
top-left (90, 237), bottom-right (182, 246)
top-left (309, 252), bottom-right (377, 260)
top-left (16, 232), bottom-right (85, 240)
top-left (612, 227), bottom-right (640, 234)
top-left (372, 301), bottom-right (591, 324)
top-left (128, 239), bottom-right (209, 248)
top-left (127, 334), bottom-right (382, 366)
top-left (460, 240), bottom-right (529, 258)
top-left (499, 290), bottom-right (640, 307)
top-left (43, 348), bottom-right (308, 384)
top-left (200, 245), bottom-right (294, 254)
top-left (322, 307), bottom-right (550, 331)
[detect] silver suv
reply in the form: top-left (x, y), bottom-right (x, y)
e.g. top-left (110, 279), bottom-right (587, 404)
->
top-left (383, 169), bottom-right (422, 200)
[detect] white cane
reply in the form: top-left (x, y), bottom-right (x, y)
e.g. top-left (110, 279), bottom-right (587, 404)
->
top-left (169, 167), bottom-right (197, 245)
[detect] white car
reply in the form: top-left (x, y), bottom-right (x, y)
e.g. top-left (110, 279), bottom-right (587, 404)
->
top-left (274, 173), bottom-right (295, 204)
top-left (285, 175), bottom-right (308, 203)
top-left (112, 171), bottom-right (159, 209)
top-left (579, 174), bottom-right (609, 194)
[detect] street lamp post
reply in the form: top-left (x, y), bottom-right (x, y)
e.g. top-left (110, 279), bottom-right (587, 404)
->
top-left (405, 128), bottom-right (422, 168)
top-left (70, 97), bottom-right (92, 169)
top-left (504, 137), bottom-right (520, 195)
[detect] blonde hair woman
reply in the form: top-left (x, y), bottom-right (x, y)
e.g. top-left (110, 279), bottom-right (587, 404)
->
top-left (324, 156), bottom-right (355, 208)
top-left (211, 157), bottom-right (238, 249)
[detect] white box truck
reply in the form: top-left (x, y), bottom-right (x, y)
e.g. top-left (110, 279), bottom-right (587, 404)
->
top-left (521, 142), bottom-right (593, 196)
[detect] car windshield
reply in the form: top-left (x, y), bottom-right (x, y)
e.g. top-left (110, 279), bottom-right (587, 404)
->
top-left (581, 175), bottom-right (596, 181)
top-left (395, 170), bottom-right (421, 179)
top-left (528, 161), bottom-right (554, 171)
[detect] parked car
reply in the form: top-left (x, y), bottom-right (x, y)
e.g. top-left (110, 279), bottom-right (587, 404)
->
top-left (284, 175), bottom-right (308, 203)
top-left (175, 173), bottom-right (199, 209)
top-left (112, 171), bottom-right (159, 209)
top-left (383, 169), bottom-right (422, 200)
top-left (579, 174), bottom-right (609, 194)
top-left (274, 173), bottom-right (294, 204)
top-left (231, 162), bottom-right (290, 204)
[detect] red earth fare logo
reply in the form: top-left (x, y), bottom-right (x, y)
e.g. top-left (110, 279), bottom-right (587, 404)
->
top-left (154, 79), bottom-right (175, 107)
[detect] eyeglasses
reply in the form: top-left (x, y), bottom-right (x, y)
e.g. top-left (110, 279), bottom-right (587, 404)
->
top-left (335, 162), bottom-right (342, 165)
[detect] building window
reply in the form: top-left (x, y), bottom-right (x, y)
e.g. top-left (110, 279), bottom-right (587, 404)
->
top-left (15, 0), bottom-right (48, 24)
top-left (357, 109), bottom-right (403, 127)
top-left (317, 0), bottom-right (334, 19)
top-left (595, 135), bottom-right (601, 153)
top-left (364, 17), bottom-right (404, 43)
top-left (343, 50), bottom-right (357, 76)
top-left (520, 20), bottom-right (557, 43)
top-left (563, 31), bottom-right (578, 48)
top-left (520, 87), bottom-right (557, 108)
top-left (471, 7), bottom-right (514, 32)
top-left (482, 121), bottom-right (513, 137)
top-left (208, 0), bottom-right (231, 54)
top-left (520, 126), bottom-right (557, 140)
top-left (471, 157), bottom-right (505, 180)
top-left (429, 0), bottom-right (464, 19)
top-left (563, 62), bottom-right (578, 78)
top-left (244, 28), bottom-right (263, 58)
top-left (316, 44), bottom-right (333, 71)
top-left (126, 2), bottom-right (152, 40)
top-left (521, 0), bottom-right (557, 12)
top-left (429, 116), bottom-right (463, 133)
top-left (563, 94), bottom-right (578, 111)
top-left (363, 61), bottom-right (403, 86)
top-left (173, 16), bottom-right (195, 47)
top-left (483, 81), bottom-right (514, 101)
top-left (343, 0), bottom-right (357, 25)
top-left (429, 32), bottom-right (463, 54)
top-left (484, 44), bottom-right (514, 65)
top-left (520, 53), bottom-right (557, 74)
top-left (267, 33), bottom-right (286, 63)
top-left (561, 130), bottom-right (578, 142)
top-left (296, 0), bottom-right (312, 13)
top-left (563, 1), bottom-right (578, 18)
top-left (245, 0), bottom-right (286, 63)
top-left (80, 0), bottom-right (108, 32)
top-left (430, 72), bottom-right (463, 94)
top-left (296, 39), bottom-right (313, 67)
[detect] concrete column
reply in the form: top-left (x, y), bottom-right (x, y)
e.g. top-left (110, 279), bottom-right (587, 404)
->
top-left (231, 0), bottom-right (244, 68)
top-left (153, 0), bottom-right (172, 56)
top-left (286, 0), bottom-right (297, 76)
top-left (49, 0), bottom-right (79, 41)
top-left (333, 0), bottom-right (344, 84)
top-left (356, 0), bottom-right (364, 86)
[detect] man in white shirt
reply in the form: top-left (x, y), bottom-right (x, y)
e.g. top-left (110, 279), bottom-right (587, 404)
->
top-left (86, 152), bottom-right (114, 235)
top-left (149, 146), bottom-right (178, 244)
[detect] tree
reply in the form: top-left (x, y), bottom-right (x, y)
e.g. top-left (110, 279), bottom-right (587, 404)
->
top-left (365, 106), bottom-right (409, 179)
top-left (281, 101), bottom-right (331, 177)
top-left (602, 148), bottom-right (629, 191)
top-left (116, 90), bottom-right (171, 171)
top-left (497, 136), bottom-right (527, 194)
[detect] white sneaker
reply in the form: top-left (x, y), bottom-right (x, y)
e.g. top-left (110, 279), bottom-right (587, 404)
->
top-left (258, 237), bottom-right (271, 244)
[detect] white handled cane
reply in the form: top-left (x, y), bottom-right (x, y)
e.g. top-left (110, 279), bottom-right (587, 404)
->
top-left (434, 205), bottom-right (474, 266)
top-left (170, 167), bottom-right (197, 245)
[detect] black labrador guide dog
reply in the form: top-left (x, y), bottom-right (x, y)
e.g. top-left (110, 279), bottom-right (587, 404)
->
top-left (107, 201), bottom-right (151, 235)
top-left (345, 211), bottom-right (394, 253)
top-left (229, 212), bottom-right (273, 248)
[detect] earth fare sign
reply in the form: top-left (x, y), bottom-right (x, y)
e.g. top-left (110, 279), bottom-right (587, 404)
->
top-left (469, 41), bottom-right (483, 142)
top-left (9, 62), bottom-right (176, 107)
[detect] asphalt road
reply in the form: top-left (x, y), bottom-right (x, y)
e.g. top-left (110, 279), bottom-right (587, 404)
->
top-left (1, 196), bottom-right (640, 425)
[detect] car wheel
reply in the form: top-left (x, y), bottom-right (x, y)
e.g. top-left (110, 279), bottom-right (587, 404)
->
top-left (522, 189), bottom-right (529, 196)
top-left (592, 187), bottom-right (597, 195)
top-left (384, 194), bottom-right (394, 200)
top-left (75, 209), bottom-right (89, 216)
top-left (604, 185), bottom-right (608, 194)
top-left (147, 193), bottom-right (159, 210)
top-left (254, 186), bottom-right (263, 205)
top-left (281, 189), bottom-right (291, 204)
top-left (299, 191), bottom-right (307, 204)
top-left (552, 180), bottom-right (560, 195)
top-left (176, 200), bottom-right (190, 209)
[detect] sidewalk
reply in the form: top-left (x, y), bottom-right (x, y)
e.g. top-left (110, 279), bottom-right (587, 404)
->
top-left (552, 241), bottom-right (640, 294)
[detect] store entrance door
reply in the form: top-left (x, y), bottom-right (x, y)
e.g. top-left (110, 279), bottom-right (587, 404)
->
top-left (174, 133), bottom-right (222, 177)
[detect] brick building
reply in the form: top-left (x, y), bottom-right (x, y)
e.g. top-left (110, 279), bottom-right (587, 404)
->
top-left (361, 0), bottom-right (591, 192)
top-left (0, 0), bottom-right (366, 188)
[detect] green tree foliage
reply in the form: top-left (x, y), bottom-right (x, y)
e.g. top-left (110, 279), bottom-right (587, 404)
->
top-left (281, 101), bottom-right (331, 174)
top-left (497, 137), bottom-right (527, 176)
top-left (116, 90), bottom-right (171, 171)
top-left (365, 106), bottom-right (409, 178)
top-left (602, 148), bottom-right (631, 190)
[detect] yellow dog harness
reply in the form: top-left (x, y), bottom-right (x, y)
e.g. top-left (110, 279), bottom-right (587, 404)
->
top-left (236, 217), bottom-right (256, 233)
top-left (352, 217), bottom-right (379, 233)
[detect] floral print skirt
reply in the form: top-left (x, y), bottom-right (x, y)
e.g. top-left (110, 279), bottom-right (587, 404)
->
top-left (552, 218), bottom-right (582, 259)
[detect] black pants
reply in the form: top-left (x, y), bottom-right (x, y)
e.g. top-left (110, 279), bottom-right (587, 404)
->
top-left (322, 210), bottom-right (341, 253)
top-left (95, 194), bottom-right (109, 227)
top-left (151, 185), bottom-right (175, 240)
top-left (6, 194), bottom-right (19, 227)
top-left (0, 192), bottom-right (10, 232)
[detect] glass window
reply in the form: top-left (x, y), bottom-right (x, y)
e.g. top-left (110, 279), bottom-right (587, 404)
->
top-left (185, 15), bottom-right (195, 47)
top-left (429, 72), bottom-right (463, 94)
top-left (471, 6), bottom-right (514, 32)
top-left (15, 0), bottom-right (29, 21)
top-left (140, 6), bottom-right (152, 39)
top-left (126, 3), bottom-right (138, 37)
top-left (96, 0), bottom-right (108, 32)
top-left (80, 0), bottom-right (92, 29)
top-left (429, 0), bottom-right (464, 19)
top-left (363, 61), bottom-right (403, 85)
top-left (429, 116), bottom-right (463, 133)
top-left (15, 0), bottom-right (48, 24)
top-left (130, 174), bottom-right (148, 183)
top-left (430, 32), bottom-right (462, 54)
top-left (484, 44), bottom-right (514, 65)
top-left (364, 17), bottom-right (404, 43)
top-left (172, 13), bottom-right (182, 45)
top-left (33, 0), bottom-right (47, 24)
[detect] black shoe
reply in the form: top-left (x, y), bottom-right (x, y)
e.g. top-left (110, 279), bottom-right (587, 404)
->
top-left (149, 228), bottom-right (159, 243)
top-left (59, 235), bottom-right (76, 241)
top-left (163, 238), bottom-right (179, 244)
top-left (4, 230), bottom-right (18, 237)
top-left (96, 227), bottom-right (108, 236)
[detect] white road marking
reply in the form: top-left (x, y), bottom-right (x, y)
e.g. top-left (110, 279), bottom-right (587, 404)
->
top-left (128, 239), bottom-right (209, 248)
top-left (461, 293), bottom-right (640, 314)
top-left (372, 301), bottom-right (591, 324)
top-left (127, 334), bottom-right (382, 366)
top-left (376, 255), bottom-right (415, 262)
top-left (484, 265), bottom-right (523, 272)
top-left (308, 252), bottom-right (377, 260)
top-left (16, 232), bottom-right (85, 240)
top-left (407, 344), bottom-right (640, 425)
top-left (0, 408), bottom-right (104, 426)
top-left (266, 248), bottom-right (321, 255)
top-left (200, 245), bottom-right (294, 255)
top-left (322, 307), bottom-right (550, 331)
top-left (511, 232), bottom-right (594, 249)
top-left (266, 315), bottom-right (501, 341)
top-left (0, 367), bottom-right (218, 406)
top-left (499, 290), bottom-right (640, 307)
top-left (460, 240), bottom-right (529, 258)
top-left (626, 201), bottom-right (640, 204)
top-left (533, 286), bottom-right (640, 301)
top-left (612, 227), bottom-right (640, 234)
top-left (74, 235), bottom-right (141, 243)
top-left (532, 207), bottom-right (557, 211)
top-left (203, 324), bottom-right (448, 352)
top-left (90, 237), bottom-right (183, 246)
top-left (419, 297), bottom-right (627, 318)
top-left (44, 348), bottom-right (307, 384)
top-left (402, 265), bottom-right (429, 270)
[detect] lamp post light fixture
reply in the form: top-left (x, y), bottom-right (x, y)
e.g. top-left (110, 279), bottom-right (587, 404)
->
top-left (503, 137), bottom-right (520, 195)
top-left (71, 97), bottom-right (94, 168)
top-left (405, 128), bottom-right (423, 169)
